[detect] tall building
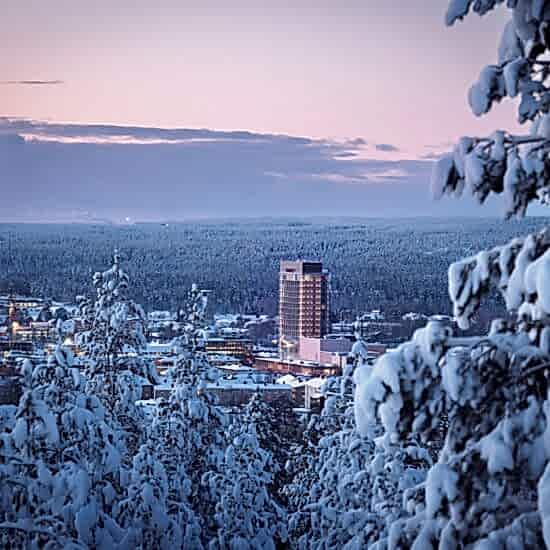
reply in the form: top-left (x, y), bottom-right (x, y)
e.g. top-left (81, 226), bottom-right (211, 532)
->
top-left (279, 260), bottom-right (329, 356)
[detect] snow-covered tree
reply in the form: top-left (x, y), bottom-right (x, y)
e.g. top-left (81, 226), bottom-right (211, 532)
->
top-left (283, 377), bottom-right (351, 542)
top-left (434, 1), bottom-right (550, 218)
top-left (240, 392), bottom-right (299, 499)
top-left (290, 329), bottom-right (431, 549)
top-left (353, 2), bottom-right (550, 547)
top-left (147, 397), bottom-right (203, 548)
top-left (77, 251), bottom-right (158, 454)
top-left (0, 359), bottom-right (64, 547)
top-left (202, 419), bottom-right (287, 549)
top-left (115, 442), bottom-right (187, 549)
top-left (341, 320), bottom-right (371, 398)
top-left (291, 401), bottom-right (373, 549)
top-left (286, 361), bottom-right (365, 546)
top-left (0, 252), bottom-right (165, 549)
top-left (177, 283), bottom-right (210, 352)
top-left (153, 284), bottom-right (227, 544)
top-left (0, 350), bottom-right (123, 548)
top-left (170, 284), bottom-right (226, 485)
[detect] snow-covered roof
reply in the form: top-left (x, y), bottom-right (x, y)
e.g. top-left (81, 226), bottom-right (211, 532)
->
top-left (217, 364), bottom-right (255, 372)
top-left (147, 310), bottom-right (175, 321)
top-left (276, 374), bottom-right (300, 386)
top-left (145, 342), bottom-right (177, 354)
top-left (255, 351), bottom-right (279, 359)
top-left (207, 383), bottom-right (291, 391)
top-left (304, 377), bottom-right (325, 389)
top-left (243, 316), bottom-right (271, 327)
top-left (256, 356), bottom-right (333, 368)
top-left (402, 311), bottom-right (428, 321)
top-left (208, 354), bottom-right (240, 363)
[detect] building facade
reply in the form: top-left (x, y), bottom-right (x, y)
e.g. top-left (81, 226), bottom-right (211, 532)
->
top-left (298, 336), bottom-right (351, 366)
top-left (254, 355), bottom-right (341, 377)
top-left (279, 260), bottom-right (329, 356)
top-left (204, 336), bottom-right (254, 364)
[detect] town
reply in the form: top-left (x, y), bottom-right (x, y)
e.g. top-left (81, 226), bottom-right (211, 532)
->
top-left (0, 259), bottom-right (440, 415)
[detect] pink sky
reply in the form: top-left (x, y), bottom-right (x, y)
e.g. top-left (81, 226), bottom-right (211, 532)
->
top-left (1, 0), bottom-right (521, 156)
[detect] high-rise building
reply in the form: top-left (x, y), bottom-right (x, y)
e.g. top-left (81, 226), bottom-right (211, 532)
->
top-left (279, 260), bottom-right (329, 357)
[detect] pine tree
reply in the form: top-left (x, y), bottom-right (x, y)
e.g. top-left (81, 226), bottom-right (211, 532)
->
top-left (241, 392), bottom-right (299, 500)
top-left (154, 283), bottom-right (228, 544)
top-left (285, 373), bottom-right (360, 546)
top-left (0, 360), bottom-right (64, 547)
top-left (290, 333), bottom-right (432, 549)
top-left (77, 251), bottom-right (158, 455)
top-left (115, 442), bottom-right (186, 549)
top-left (147, 397), bottom-right (203, 548)
top-left (0, 349), bottom-right (124, 548)
top-left (353, 2), bottom-right (550, 547)
top-left (202, 420), bottom-right (288, 549)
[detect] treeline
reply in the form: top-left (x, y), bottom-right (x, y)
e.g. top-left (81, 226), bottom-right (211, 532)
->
top-left (1, 217), bottom-right (548, 319)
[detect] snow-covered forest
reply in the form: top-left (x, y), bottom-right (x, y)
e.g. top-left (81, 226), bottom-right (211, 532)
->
top-left (1, 217), bottom-right (548, 320)
top-left (5, 0), bottom-right (550, 548)
top-left (0, 259), bottom-right (293, 548)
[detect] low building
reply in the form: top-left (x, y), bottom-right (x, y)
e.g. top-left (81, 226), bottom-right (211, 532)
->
top-left (216, 363), bottom-right (257, 376)
top-left (298, 336), bottom-right (351, 366)
top-left (0, 339), bottom-right (33, 353)
top-left (303, 378), bottom-right (325, 411)
top-left (10, 321), bottom-right (57, 343)
top-left (148, 311), bottom-right (176, 322)
top-left (278, 375), bottom-right (326, 413)
top-left (144, 342), bottom-right (178, 358)
top-left (148, 381), bottom-right (292, 408)
top-left (253, 355), bottom-right (341, 377)
top-left (243, 316), bottom-right (277, 345)
top-left (204, 337), bottom-right (253, 364)
top-left (0, 295), bottom-right (45, 310)
top-left (207, 382), bottom-right (292, 407)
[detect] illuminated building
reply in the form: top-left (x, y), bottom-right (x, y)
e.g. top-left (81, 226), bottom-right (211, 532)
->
top-left (279, 260), bottom-right (329, 357)
top-left (11, 322), bottom-right (56, 343)
top-left (253, 354), bottom-right (340, 377)
top-left (204, 337), bottom-right (253, 364)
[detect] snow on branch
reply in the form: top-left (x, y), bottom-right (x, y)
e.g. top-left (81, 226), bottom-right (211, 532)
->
top-left (354, 321), bottom-right (450, 442)
top-left (431, 131), bottom-right (550, 217)
top-left (436, 1), bottom-right (550, 217)
top-left (448, 226), bottom-right (550, 329)
top-left (445, 1), bottom-right (508, 26)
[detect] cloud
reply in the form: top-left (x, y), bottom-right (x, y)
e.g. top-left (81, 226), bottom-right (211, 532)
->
top-left (418, 141), bottom-right (455, 161)
top-left (19, 133), bottom-right (259, 145)
top-left (0, 80), bottom-right (64, 86)
top-left (365, 167), bottom-right (410, 182)
top-left (375, 143), bottom-right (400, 152)
top-left (424, 141), bottom-right (454, 150)
top-left (346, 137), bottom-right (367, 146)
top-left (420, 151), bottom-right (447, 160)
top-left (0, 117), bottom-right (504, 221)
top-left (308, 172), bottom-right (367, 185)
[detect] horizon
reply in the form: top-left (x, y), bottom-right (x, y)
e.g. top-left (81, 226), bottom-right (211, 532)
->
top-left (2, 214), bottom-right (550, 225)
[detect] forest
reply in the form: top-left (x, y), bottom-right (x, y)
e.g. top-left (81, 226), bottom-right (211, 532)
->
top-left (1, 216), bottom-right (548, 319)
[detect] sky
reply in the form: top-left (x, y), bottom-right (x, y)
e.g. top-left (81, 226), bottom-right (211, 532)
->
top-left (0, 1), bottom-right (530, 220)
